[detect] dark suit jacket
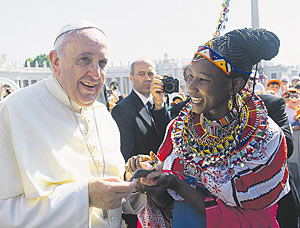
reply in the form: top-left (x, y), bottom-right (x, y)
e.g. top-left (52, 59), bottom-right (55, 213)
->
top-left (258, 94), bottom-right (293, 157)
top-left (112, 90), bottom-right (171, 161)
top-left (170, 100), bottom-right (189, 119)
top-left (258, 94), bottom-right (300, 226)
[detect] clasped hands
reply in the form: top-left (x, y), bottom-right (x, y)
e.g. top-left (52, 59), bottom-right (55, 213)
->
top-left (88, 152), bottom-right (176, 210)
top-left (88, 152), bottom-right (162, 210)
top-left (125, 152), bottom-right (177, 197)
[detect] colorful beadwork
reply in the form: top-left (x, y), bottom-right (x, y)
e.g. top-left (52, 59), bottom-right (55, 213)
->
top-left (171, 88), bottom-right (268, 172)
top-left (191, 41), bottom-right (252, 76)
top-left (213, 0), bottom-right (231, 38)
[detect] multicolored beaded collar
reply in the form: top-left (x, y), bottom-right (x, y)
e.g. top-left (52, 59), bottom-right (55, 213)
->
top-left (171, 89), bottom-right (268, 171)
top-left (191, 40), bottom-right (252, 76)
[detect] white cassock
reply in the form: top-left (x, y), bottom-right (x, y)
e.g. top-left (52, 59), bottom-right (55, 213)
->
top-left (0, 75), bottom-right (146, 228)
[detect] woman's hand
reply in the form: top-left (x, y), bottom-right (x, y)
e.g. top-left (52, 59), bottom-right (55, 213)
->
top-left (138, 172), bottom-right (179, 209)
top-left (140, 172), bottom-right (179, 197)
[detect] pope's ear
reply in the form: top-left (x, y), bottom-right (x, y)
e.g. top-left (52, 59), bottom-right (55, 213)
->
top-left (233, 77), bottom-right (245, 93)
top-left (49, 50), bottom-right (60, 75)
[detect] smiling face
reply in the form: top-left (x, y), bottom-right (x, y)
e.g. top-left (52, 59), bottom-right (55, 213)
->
top-left (188, 60), bottom-right (233, 120)
top-left (50, 28), bottom-right (109, 107)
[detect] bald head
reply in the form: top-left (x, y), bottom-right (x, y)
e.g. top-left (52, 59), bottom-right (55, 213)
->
top-left (130, 58), bottom-right (155, 75)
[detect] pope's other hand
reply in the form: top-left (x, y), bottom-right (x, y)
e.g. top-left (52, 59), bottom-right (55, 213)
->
top-left (88, 177), bottom-right (137, 210)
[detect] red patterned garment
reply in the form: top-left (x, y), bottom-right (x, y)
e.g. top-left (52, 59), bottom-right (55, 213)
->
top-left (205, 197), bottom-right (279, 228)
top-left (159, 90), bottom-right (290, 209)
top-left (138, 90), bottom-right (290, 227)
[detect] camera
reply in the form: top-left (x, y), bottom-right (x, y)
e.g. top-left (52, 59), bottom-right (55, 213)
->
top-left (162, 76), bottom-right (179, 94)
top-left (107, 89), bottom-right (113, 95)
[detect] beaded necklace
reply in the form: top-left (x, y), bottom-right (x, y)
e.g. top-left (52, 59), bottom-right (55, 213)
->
top-left (172, 89), bottom-right (268, 172)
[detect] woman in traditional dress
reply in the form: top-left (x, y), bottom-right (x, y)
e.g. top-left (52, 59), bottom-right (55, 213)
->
top-left (127, 28), bottom-right (290, 228)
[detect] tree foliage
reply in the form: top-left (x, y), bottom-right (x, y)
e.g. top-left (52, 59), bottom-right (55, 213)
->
top-left (24, 54), bottom-right (50, 68)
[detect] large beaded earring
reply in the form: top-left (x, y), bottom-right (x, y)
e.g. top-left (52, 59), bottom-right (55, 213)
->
top-left (228, 97), bottom-right (233, 111)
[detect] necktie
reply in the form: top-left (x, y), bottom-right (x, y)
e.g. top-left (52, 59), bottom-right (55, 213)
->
top-left (146, 101), bottom-right (156, 129)
top-left (146, 101), bottom-right (152, 115)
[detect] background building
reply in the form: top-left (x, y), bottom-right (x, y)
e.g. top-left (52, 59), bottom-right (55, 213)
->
top-left (262, 61), bottom-right (299, 82)
top-left (0, 55), bottom-right (298, 93)
top-left (0, 54), bottom-right (190, 94)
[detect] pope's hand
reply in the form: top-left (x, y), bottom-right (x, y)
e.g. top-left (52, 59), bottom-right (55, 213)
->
top-left (292, 125), bottom-right (300, 131)
top-left (88, 177), bottom-right (137, 210)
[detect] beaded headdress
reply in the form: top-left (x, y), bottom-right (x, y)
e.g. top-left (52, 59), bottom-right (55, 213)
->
top-left (191, 0), bottom-right (251, 76)
top-left (191, 41), bottom-right (252, 76)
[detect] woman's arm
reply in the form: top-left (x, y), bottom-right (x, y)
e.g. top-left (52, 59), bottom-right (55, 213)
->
top-left (142, 173), bottom-right (206, 214)
top-left (145, 187), bottom-right (173, 209)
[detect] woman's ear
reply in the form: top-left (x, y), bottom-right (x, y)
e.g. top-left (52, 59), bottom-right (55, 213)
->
top-left (233, 77), bottom-right (246, 93)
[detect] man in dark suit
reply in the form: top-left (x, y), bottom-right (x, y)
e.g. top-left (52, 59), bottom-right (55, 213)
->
top-left (112, 58), bottom-right (170, 161)
top-left (111, 59), bottom-right (171, 227)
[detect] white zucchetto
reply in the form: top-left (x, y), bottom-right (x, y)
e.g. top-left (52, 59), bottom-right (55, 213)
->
top-left (54, 20), bottom-right (105, 45)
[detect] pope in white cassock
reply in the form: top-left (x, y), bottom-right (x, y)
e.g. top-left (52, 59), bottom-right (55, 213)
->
top-left (0, 22), bottom-right (147, 227)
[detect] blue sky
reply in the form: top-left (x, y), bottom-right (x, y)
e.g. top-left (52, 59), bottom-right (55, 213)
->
top-left (0, 0), bottom-right (299, 66)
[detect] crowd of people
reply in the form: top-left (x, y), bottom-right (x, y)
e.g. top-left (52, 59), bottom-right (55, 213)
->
top-left (0, 21), bottom-right (299, 228)
top-left (245, 72), bottom-right (300, 202)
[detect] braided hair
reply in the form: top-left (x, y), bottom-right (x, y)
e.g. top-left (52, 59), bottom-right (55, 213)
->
top-left (207, 28), bottom-right (280, 119)
top-left (211, 28), bottom-right (280, 82)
